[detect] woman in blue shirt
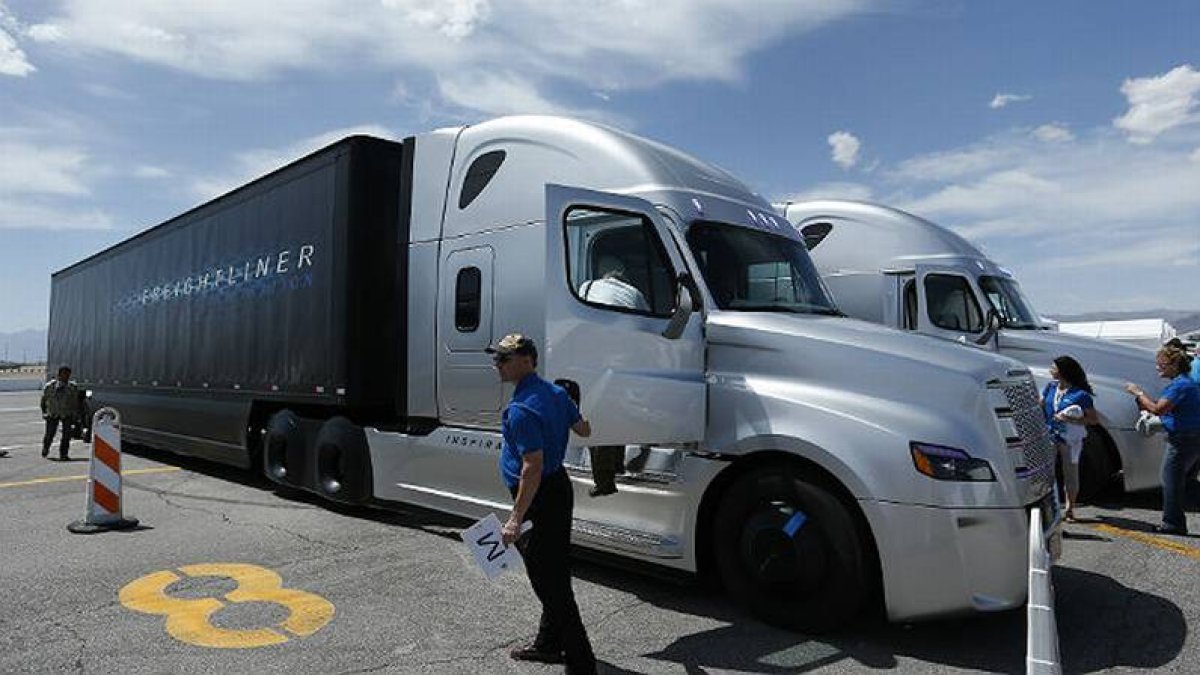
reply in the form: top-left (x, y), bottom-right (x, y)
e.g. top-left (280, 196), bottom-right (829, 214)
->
top-left (1042, 355), bottom-right (1098, 522)
top-left (1126, 345), bottom-right (1200, 535)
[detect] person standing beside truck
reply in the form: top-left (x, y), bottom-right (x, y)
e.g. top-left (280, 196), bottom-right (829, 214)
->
top-left (1164, 338), bottom-right (1200, 383)
top-left (41, 365), bottom-right (82, 461)
top-left (576, 256), bottom-right (649, 497)
top-left (1041, 356), bottom-right (1098, 522)
top-left (1126, 345), bottom-right (1200, 535)
top-left (488, 333), bottom-right (597, 675)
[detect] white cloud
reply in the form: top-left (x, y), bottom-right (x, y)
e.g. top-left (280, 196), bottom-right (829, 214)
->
top-left (900, 169), bottom-right (1061, 218)
top-left (23, 1), bottom-right (874, 114)
top-left (780, 181), bottom-right (874, 203)
top-left (893, 131), bottom-right (1200, 230)
top-left (1113, 64), bottom-right (1200, 144)
top-left (438, 71), bottom-right (579, 117)
top-left (0, 139), bottom-right (90, 197)
top-left (816, 117), bottom-right (1200, 312)
top-left (388, 0), bottom-right (493, 40)
top-left (0, 128), bottom-right (112, 229)
top-left (83, 83), bottom-right (137, 100)
top-left (1033, 123), bottom-right (1074, 143)
top-left (134, 165), bottom-right (171, 179)
top-left (1038, 234), bottom-right (1200, 271)
top-left (989, 93), bottom-right (1031, 109)
top-left (25, 23), bottom-right (61, 42)
top-left (0, 198), bottom-right (110, 230)
top-left (190, 124), bottom-right (398, 200)
top-left (0, 6), bottom-right (34, 76)
top-left (891, 143), bottom-right (1023, 183)
top-left (828, 131), bottom-right (861, 169)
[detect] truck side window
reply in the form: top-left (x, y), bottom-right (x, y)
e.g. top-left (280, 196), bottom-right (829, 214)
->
top-left (903, 279), bottom-right (917, 330)
top-left (924, 274), bottom-right (984, 333)
top-left (564, 207), bottom-right (674, 317)
top-left (458, 151), bottom-right (506, 209)
top-left (455, 267), bottom-right (482, 332)
top-left (800, 222), bottom-right (833, 250)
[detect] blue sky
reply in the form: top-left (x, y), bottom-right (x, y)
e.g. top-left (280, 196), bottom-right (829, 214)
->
top-left (2, 0), bottom-right (1199, 334)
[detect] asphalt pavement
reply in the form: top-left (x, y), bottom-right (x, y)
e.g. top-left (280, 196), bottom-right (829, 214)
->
top-left (1, 389), bottom-right (1198, 674)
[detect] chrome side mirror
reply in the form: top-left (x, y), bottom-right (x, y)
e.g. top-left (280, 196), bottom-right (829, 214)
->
top-left (662, 273), bottom-right (697, 339)
top-left (974, 309), bottom-right (1003, 347)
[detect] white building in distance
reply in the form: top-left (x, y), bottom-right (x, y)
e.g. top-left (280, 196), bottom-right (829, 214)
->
top-left (1058, 318), bottom-right (1176, 351)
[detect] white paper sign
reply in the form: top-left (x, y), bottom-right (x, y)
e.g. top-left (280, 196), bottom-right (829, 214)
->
top-left (461, 513), bottom-right (526, 580)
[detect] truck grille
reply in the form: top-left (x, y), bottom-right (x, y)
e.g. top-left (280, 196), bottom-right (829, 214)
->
top-left (992, 378), bottom-right (1055, 476)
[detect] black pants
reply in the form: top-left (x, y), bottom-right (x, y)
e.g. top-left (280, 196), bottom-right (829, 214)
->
top-left (589, 445), bottom-right (625, 492)
top-left (43, 417), bottom-right (72, 458)
top-left (510, 469), bottom-right (596, 672)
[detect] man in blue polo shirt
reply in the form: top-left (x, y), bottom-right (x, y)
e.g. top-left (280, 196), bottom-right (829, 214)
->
top-left (488, 333), bottom-right (597, 675)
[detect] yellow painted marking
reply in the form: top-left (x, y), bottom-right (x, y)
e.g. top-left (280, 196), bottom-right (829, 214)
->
top-left (1090, 523), bottom-right (1200, 561)
top-left (120, 563), bottom-right (335, 648)
top-left (0, 466), bottom-right (181, 489)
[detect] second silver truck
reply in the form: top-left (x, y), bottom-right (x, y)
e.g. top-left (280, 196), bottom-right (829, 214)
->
top-left (780, 199), bottom-right (1166, 500)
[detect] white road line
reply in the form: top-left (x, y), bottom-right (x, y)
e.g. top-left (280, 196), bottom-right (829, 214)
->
top-left (0, 407), bottom-right (39, 413)
top-left (0, 445), bottom-right (30, 451)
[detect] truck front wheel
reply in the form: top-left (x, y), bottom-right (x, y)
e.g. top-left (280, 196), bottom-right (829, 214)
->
top-left (713, 467), bottom-right (869, 633)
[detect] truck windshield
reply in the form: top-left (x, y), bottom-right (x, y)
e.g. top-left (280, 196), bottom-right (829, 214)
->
top-left (685, 221), bottom-right (840, 314)
top-left (978, 276), bottom-right (1043, 329)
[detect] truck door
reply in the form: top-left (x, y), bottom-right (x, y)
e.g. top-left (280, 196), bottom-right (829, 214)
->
top-left (915, 265), bottom-right (988, 343)
top-left (438, 247), bottom-right (502, 427)
top-left (544, 184), bottom-right (706, 446)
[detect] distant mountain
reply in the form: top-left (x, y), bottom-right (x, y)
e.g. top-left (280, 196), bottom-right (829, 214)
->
top-left (0, 329), bottom-right (47, 363)
top-left (1045, 309), bottom-right (1200, 335)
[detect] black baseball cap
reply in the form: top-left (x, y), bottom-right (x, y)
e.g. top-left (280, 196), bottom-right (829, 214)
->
top-left (485, 333), bottom-right (538, 359)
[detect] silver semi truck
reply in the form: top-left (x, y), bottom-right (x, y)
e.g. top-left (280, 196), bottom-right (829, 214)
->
top-left (779, 199), bottom-right (1165, 500)
top-left (50, 117), bottom-right (1057, 631)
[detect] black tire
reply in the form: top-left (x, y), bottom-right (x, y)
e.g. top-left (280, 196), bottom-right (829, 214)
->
top-left (313, 416), bottom-right (372, 504)
top-left (713, 466), bottom-right (869, 633)
top-left (263, 410), bottom-right (304, 485)
top-left (1077, 429), bottom-right (1116, 503)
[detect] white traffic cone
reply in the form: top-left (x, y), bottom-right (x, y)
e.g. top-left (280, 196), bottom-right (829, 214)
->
top-left (68, 407), bottom-right (139, 534)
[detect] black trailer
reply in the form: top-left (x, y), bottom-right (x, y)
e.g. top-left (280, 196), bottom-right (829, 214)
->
top-left (48, 136), bottom-right (413, 501)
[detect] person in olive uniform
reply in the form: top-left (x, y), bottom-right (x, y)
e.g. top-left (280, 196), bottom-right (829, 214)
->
top-left (41, 365), bottom-right (82, 461)
top-left (489, 334), bottom-right (598, 675)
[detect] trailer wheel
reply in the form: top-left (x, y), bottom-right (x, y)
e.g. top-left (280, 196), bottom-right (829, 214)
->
top-left (713, 467), bottom-right (868, 633)
top-left (1078, 429), bottom-right (1116, 503)
top-left (264, 411), bottom-right (303, 484)
top-left (314, 417), bottom-right (372, 504)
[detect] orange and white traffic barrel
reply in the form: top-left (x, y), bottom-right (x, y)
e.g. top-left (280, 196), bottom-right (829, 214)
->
top-left (68, 407), bottom-right (139, 534)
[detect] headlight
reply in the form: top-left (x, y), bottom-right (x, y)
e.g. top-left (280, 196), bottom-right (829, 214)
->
top-left (910, 442), bottom-right (996, 482)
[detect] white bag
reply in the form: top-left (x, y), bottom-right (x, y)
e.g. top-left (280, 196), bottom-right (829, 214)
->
top-left (1136, 410), bottom-right (1164, 437)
